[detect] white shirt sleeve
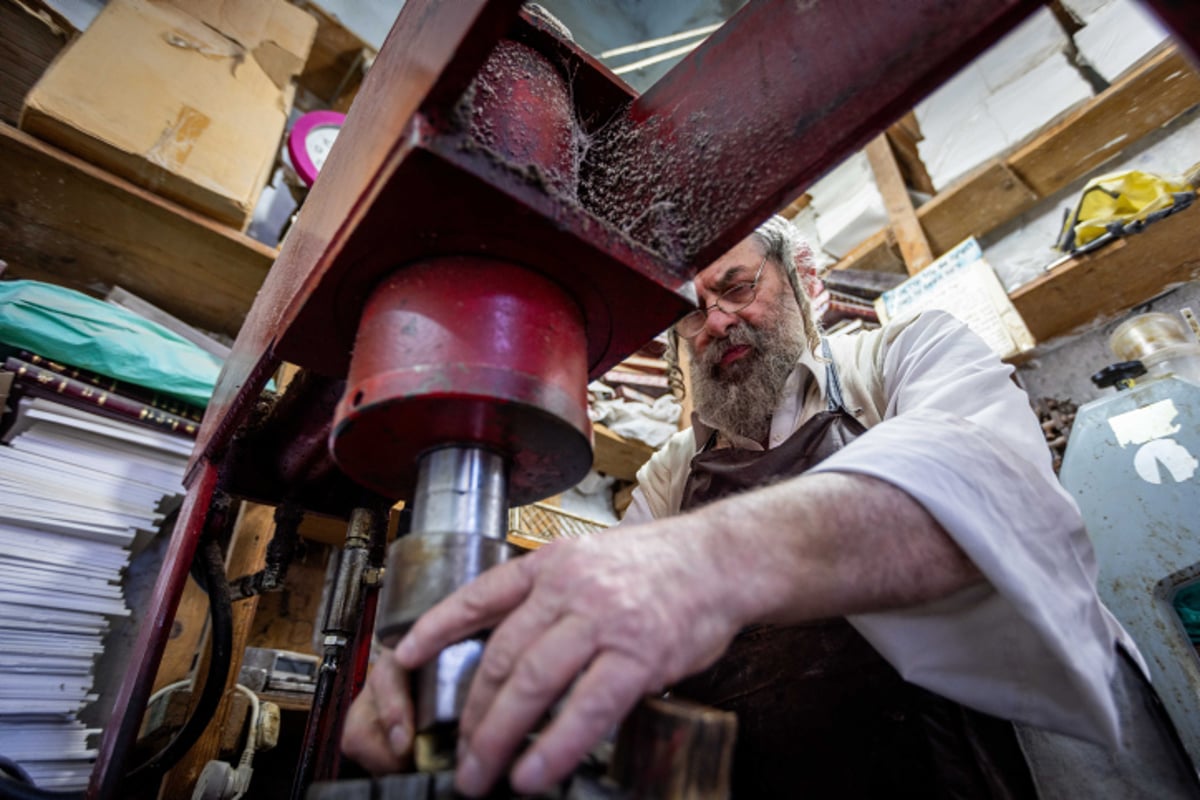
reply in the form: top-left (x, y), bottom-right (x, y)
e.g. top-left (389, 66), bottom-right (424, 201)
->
top-left (809, 310), bottom-right (1128, 748)
top-left (619, 487), bottom-right (655, 527)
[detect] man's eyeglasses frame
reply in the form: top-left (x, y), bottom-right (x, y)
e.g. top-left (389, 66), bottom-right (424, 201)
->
top-left (673, 254), bottom-right (769, 339)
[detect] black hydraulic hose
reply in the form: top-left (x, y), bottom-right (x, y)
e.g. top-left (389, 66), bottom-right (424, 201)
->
top-left (123, 536), bottom-right (234, 790)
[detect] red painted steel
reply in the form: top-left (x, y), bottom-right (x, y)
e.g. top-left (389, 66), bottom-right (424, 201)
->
top-left (331, 258), bottom-right (592, 504)
top-left (87, 461), bottom-right (220, 800)
top-left (329, 35), bottom-right (594, 503)
top-left (583, 0), bottom-right (1045, 270)
top-left (469, 39), bottom-right (579, 192)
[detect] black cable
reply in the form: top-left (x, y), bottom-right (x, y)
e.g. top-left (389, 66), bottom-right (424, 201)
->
top-left (123, 536), bottom-right (234, 790)
top-left (0, 759), bottom-right (31, 786)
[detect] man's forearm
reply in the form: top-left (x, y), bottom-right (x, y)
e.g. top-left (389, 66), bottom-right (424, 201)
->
top-left (676, 471), bottom-right (984, 628)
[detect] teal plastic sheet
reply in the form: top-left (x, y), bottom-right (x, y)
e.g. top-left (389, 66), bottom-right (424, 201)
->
top-left (0, 280), bottom-right (222, 407)
top-left (1176, 583), bottom-right (1200, 645)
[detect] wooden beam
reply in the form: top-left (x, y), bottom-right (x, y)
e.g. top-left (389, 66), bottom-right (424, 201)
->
top-left (0, 1), bottom-right (70, 126)
top-left (1007, 46), bottom-right (1200, 196)
top-left (160, 502), bottom-right (276, 798)
top-left (833, 45), bottom-right (1200, 274)
top-left (676, 341), bottom-right (694, 431)
top-left (593, 423), bottom-right (656, 482)
top-left (864, 134), bottom-right (933, 274)
top-left (836, 228), bottom-right (906, 275)
top-left (0, 122), bottom-right (275, 339)
top-left (1010, 205), bottom-right (1200, 343)
top-left (918, 161), bottom-right (1039, 253)
top-left (294, 2), bottom-right (371, 107)
top-left (885, 112), bottom-right (936, 196)
top-left (247, 544), bottom-right (329, 657)
top-left (150, 575), bottom-right (209, 695)
top-left (778, 193), bottom-right (812, 220)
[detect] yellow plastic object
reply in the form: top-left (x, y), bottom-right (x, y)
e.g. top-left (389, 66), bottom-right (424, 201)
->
top-left (1056, 170), bottom-right (1195, 254)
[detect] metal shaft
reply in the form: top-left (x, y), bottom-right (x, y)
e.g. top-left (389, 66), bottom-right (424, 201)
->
top-left (292, 505), bottom-right (388, 800)
top-left (375, 446), bottom-right (516, 770)
top-left (411, 447), bottom-right (508, 539)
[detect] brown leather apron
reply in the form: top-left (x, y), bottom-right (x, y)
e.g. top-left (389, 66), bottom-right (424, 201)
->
top-left (671, 343), bottom-right (1037, 799)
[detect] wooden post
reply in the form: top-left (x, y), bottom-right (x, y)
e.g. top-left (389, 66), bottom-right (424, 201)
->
top-left (158, 502), bottom-right (276, 798)
top-left (864, 133), bottom-right (935, 275)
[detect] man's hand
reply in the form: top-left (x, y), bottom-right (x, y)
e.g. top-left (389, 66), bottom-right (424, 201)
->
top-left (393, 527), bottom-right (743, 797)
top-left (341, 649), bottom-right (415, 773)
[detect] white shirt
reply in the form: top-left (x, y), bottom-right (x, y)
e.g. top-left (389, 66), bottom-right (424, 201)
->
top-left (624, 310), bottom-right (1134, 749)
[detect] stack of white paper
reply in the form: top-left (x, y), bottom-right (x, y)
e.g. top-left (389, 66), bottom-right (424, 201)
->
top-left (915, 8), bottom-right (1094, 190)
top-left (0, 397), bottom-right (191, 790)
top-left (1069, 0), bottom-right (1170, 83)
top-left (809, 152), bottom-right (891, 260)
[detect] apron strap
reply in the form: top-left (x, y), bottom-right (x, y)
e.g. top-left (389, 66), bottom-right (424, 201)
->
top-left (821, 338), bottom-right (849, 414)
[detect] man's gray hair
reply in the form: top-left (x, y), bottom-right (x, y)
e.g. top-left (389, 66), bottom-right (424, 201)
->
top-left (750, 215), bottom-right (822, 352)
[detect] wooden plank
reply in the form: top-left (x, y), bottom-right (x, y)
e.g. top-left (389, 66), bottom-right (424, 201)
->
top-left (246, 542), bottom-right (329, 657)
top-left (0, 122), bottom-right (275, 339)
top-left (1010, 206), bottom-right (1200, 343)
top-left (676, 341), bottom-right (694, 431)
top-left (160, 502), bottom-right (276, 798)
top-left (833, 45), bottom-right (1200, 274)
top-left (613, 482), bottom-right (636, 518)
top-left (778, 193), bottom-right (812, 220)
top-left (885, 111), bottom-right (936, 196)
top-left (864, 134), bottom-right (933, 274)
top-left (919, 160), bottom-right (1039, 253)
top-left (835, 229), bottom-right (907, 275)
top-left (1009, 46), bottom-right (1200, 197)
top-left (593, 423), bottom-right (656, 482)
top-left (150, 575), bottom-right (210, 694)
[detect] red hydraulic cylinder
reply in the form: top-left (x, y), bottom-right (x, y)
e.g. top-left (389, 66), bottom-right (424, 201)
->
top-left (331, 258), bottom-right (593, 505)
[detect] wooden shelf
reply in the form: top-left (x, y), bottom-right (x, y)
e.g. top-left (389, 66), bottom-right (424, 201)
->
top-left (829, 45), bottom-right (1200, 346)
top-left (0, 122), bottom-right (276, 340)
top-left (1011, 204), bottom-right (1200, 344)
top-left (835, 46), bottom-right (1200, 276)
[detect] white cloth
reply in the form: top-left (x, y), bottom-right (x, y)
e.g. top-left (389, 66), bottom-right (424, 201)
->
top-left (625, 310), bottom-right (1135, 749)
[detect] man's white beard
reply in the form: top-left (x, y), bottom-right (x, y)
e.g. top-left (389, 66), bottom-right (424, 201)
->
top-left (689, 297), bottom-right (808, 443)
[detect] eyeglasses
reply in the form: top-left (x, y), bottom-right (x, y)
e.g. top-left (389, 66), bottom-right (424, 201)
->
top-left (673, 255), bottom-right (768, 339)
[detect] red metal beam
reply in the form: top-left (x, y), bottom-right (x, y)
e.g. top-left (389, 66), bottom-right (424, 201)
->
top-left (584, 0), bottom-right (1044, 269)
top-left (1141, 0), bottom-right (1200, 66)
top-left (87, 462), bottom-right (220, 800)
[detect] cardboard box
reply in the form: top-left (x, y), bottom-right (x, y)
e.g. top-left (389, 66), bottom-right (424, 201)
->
top-left (20, 0), bottom-right (317, 228)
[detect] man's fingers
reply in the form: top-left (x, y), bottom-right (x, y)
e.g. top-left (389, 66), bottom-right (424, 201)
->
top-left (342, 672), bottom-right (407, 774)
top-left (458, 584), bottom-right (571, 735)
top-left (455, 615), bottom-right (598, 796)
top-left (396, 553), bottom-right (540, 670)
top-left (373, 654), bottom-right (414, 751)
top-left (509, 651), bottom-right (654, 795)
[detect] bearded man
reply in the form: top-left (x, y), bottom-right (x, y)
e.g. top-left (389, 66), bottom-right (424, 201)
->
top-left (343, 218), bottom-right (1199, 798)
